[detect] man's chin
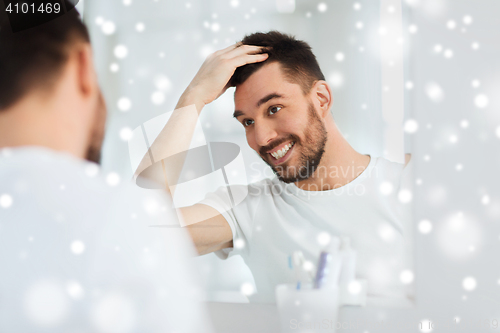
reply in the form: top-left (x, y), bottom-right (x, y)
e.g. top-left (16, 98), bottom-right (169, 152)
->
top-left (273, 165), bottom-right (313, 184)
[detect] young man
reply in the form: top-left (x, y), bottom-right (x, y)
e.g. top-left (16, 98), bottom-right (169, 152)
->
top-left (136, 31), bottom-right (413, 303)
top-left (0, 5), bottom-right (213, 331)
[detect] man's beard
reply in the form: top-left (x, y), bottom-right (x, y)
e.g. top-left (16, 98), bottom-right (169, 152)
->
top-left (259, 102), bottom-right (328, 183)
top-left (85, 92), bottom-right (106, 164)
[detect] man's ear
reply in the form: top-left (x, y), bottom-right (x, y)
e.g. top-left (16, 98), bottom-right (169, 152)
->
top-left (74, 43), bottom-right (97, 98)
top-left (311, 80), bottom-right (333, 118)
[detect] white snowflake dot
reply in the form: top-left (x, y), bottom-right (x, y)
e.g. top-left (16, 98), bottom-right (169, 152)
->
top-left (316, 232), bottom-right (331, 246)
top-left (110, 63), bottom-right (119, 72)
top-left (481, 195), bottom-right (490, 205)
top-left (348, 280), bottom-right (362, 294)
top-left (85, 164), bottom-right (99, 177)
top-left (117, 97), bottom-right (131, 112)
top-left (25, 280), bottom-right (69, 326)
top-left (234, 238), bottom-right (245, 249)
top-left (471, 79), bottom-right (480, 88)
top-left (106, 173), bottom-right (121, 187)
top-left (335, 52), bottom-right (345, 62)
top-left (95, 17), bottom-right (104, 26)
top-left (409, 25), bottom-right (418, 34)
top-left (0, 194), bottom-right (13, 208)
top-left (474, 94), bottom-right (489, 108)
top-left (71, 240), bottom-right (85, 255)
top-left (418, 219), bottom-right (433, 234)
top-left (463, 15), bottom-right (473, 25)
top-left (151, 91), bottom-right (165, 105)
top-left (446, 20), bottom-right (456, 30)
top-left (378, 224), bottom-right (396, 242)
top-left (66, 280), bottom-right (84, 300)
top-left (101, 21), bottom-right (116, 35)
top-left (455, 164), bottom-right (463, 171)
top-left (353, 3), bottom-right (361, 10)
top-left (404, 119), bottom-right (419, 133)
top-left (400, 270), bottom-right (414, 284)
top-left (302, 260), bottom-right (314, 272)
top-left (317, 3), bottom-right (327, 12)
top-left (119, 127), bottom-right (133, 141)
top-left (444, 49), bottom-right (453, 58)
top-left (379, 182), bottom-right (394, 195)
top-left (462, 277), bottom-right (477, 291)
top-left (211, 23), bottom-right (220, 32)
top-left (398, 189), bottom-right (413, 203)
top-left (420, 319), bottom-right (433, 332)
top-left (240, 282), bottom-right (255, 296)
top-left (471, 42), bottom-right (480, 50)
top-left (154, 75), bottom-right (172, 92)
top-left (135, 22), bottom-right (145, 32)
top-left (425, 82), bottom-right (444, 102)
top-left (114, 45), bottom-right (128, 59)
top-left (434, 44), bottom-right (443, 53)
top-left (328, 72), bottom-right (344, 88)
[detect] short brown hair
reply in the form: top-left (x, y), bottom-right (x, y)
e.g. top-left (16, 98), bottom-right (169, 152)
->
top-left (229, 31), bottom-right (325, 94)
top-left (0, 3), bottom-right (89, 110)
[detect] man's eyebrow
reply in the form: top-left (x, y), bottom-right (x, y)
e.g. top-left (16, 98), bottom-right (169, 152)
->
top-left (233, 110), bottom-right (245, 118)
top-left (233, 93), bottom-right (284, 118)
top-left (257, 93), bottom-right (283, 107)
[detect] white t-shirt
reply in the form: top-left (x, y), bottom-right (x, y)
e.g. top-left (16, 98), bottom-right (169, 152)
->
top-left (0, 147), bottom-right (213, 332)
top-left (199, 155), bottom-right (414, 303)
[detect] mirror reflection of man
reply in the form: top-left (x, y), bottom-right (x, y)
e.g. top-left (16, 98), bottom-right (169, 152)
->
top-left (0, 5), bottom-right (213, 331)
top-left (137, 31), bottom-right (413, 303)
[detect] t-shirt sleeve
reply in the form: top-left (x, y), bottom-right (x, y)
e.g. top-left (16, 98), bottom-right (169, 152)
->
top-left (197, 183), bottom-right (260, 260)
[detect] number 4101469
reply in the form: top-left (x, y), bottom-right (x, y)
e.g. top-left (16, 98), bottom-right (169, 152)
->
top-left (6, 2), bottom-right (61, 14)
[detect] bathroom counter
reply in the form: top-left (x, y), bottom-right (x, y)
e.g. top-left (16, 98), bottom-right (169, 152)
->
top-left (206, 296), bottom-right (414, 333)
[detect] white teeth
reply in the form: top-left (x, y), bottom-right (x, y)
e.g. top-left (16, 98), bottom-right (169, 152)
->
top-left (270, 142), bottom-right (294, 160)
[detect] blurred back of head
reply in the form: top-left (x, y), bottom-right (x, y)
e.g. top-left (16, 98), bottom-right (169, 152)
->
top-left (0, 1), bottom-right (89, 110)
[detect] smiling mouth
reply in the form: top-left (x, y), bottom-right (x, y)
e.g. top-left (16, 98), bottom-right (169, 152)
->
top-left (267, 141), bottom-right (295, 165)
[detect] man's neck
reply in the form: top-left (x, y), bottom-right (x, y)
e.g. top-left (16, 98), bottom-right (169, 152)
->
top-left (0, 95), bottom-right (86, 158)
top-left (295, 125), bottom-right (371, 191)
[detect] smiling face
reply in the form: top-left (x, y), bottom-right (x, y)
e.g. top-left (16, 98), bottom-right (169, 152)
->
top-left (234, 62), bottom-right (328, 183)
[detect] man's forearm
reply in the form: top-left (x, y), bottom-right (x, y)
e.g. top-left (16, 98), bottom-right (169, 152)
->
top-left (134, 94), bottom-right (205, 196)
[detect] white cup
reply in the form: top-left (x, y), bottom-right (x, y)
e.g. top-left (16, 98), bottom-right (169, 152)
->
top-left (275, 283), bottom-right (339, 333)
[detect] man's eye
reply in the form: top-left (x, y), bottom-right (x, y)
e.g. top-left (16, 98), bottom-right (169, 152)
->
top-left (269, 106), bottom-right (282, 115)
top-left (243, 119), bottom-right (254, 127)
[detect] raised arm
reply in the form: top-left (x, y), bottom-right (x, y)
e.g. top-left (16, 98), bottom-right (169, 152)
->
top-left (134, 44), bottom-right (268, 255)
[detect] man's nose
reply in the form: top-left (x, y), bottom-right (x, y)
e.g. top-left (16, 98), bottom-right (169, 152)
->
top-left (254, 122), bottom-right (278, 148)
